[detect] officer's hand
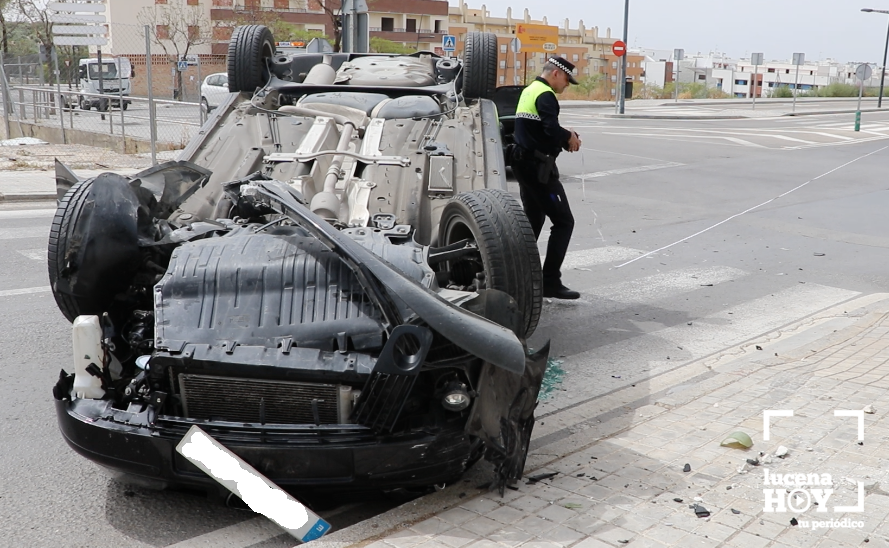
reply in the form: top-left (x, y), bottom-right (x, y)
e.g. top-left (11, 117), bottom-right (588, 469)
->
top-left (567, 131), bottom-right (582, 152)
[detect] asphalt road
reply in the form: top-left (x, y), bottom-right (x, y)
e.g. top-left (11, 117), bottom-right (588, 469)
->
top-left (1, 106), bottom-right (888, 547)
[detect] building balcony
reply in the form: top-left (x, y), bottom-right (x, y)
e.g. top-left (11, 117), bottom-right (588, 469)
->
top-left (370, 28), bottom-right (447, 33)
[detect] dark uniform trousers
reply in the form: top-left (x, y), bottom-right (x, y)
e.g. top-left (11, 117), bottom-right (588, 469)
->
top-left (511, 146), bottom-right (575, 285)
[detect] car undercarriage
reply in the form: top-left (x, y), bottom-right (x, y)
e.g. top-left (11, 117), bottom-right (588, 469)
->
top-left (49, 26), bottom-right (548, 497)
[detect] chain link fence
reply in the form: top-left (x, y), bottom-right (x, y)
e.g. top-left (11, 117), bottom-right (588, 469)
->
top-left (0, 22), bottom-right (227, 170)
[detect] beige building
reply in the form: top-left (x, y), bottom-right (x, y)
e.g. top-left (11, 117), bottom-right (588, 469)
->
top-left (447, 1), bottom-right (621, 87)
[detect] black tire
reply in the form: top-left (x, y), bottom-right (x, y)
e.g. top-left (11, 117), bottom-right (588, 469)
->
top-left (79, 96), bottom-right (90, 111)
top-left (462, 32), bottom-right (498, 100)
top-left (227, 25), bottom-right (275, 93)
top-left (201, 97), bottom-right (209, 113)
top-left (97, 98), bottom-right (109, 112)
top-left (122, 101), bottom-right (129, 111)
top-left (439, 189), bottom-right (542, 338)
top-left (48, 179), bottom-right (95, 322)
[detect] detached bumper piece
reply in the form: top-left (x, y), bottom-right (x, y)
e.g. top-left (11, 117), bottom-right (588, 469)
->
top-left (351, 325), bottom-right (434, 432)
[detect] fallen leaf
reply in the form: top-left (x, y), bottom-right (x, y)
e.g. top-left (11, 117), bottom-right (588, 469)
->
top-left (562, 502), bottom-right (583, 509)
top-left (721, 431), bottom-right (754, 449)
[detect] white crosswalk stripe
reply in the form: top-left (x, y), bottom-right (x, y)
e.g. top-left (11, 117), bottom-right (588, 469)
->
top-left (0, 209), bottom-right (55, 220)
top-left (17, 249), bottom-right (47, 261)
top-left (0, 227), bottom-right (49, 240)
top-left (578, 265), bottom-right (747, 305)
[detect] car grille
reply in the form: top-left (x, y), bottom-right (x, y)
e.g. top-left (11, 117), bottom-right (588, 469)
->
top-left (178, 374), bottom-right (341, 425)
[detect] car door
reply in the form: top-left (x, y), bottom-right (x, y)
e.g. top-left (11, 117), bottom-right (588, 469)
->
top-left (205, 75), bottom-right (230, 108)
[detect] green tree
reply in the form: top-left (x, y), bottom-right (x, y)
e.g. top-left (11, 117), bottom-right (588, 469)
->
top-left (573, 73), bottom-right (602, 96)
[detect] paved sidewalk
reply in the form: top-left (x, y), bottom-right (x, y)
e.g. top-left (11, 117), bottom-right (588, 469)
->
top-left (318, 293), bottom-right (889, 548)
top-left (0, 167), bottom-right (143, 201)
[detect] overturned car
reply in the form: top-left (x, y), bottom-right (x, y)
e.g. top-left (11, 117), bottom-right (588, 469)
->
top-left (50, 26), bottom-right (547, 495)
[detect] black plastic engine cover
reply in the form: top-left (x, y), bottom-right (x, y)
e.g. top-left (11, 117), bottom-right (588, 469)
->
top-left (154, 232), bottom-right (385, 357)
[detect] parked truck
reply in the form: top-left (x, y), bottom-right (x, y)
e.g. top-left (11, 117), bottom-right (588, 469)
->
top-left (77, 57), bottom-right (132, 111)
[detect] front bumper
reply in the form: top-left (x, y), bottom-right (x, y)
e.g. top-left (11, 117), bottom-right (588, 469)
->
top-left (56, 398), bottom-right (474, 492)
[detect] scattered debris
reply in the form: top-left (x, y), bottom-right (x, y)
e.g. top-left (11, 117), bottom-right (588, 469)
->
top-left (731, 508), bottom-right (741, 514)
top-left (790, 517), bottom-right (799, 526)
top-left (755, 345), bottom-right (763, 351)
top-left (526, 472), bottom-right (558, 484)
top-left (700, 283), bottom-right (714, 287)
top-left (761, 454), bottom-right (773, 464)
top-left (576, 473), bottom-right (585, 477)
top-left (775, 446), bottom-right (788, 458)
top-left (618, 541), bottom-right (629, 545)
top-left (673, 498), bottom-right (684, 503)
top-left (693, 497), bottom-right (703, 502)
top-left (864, 404), bottom-right (876, 414)
top-left (858, 441), bottom-right (864, 446)
top-left (562, 502), bottom-right (583, 509)
top-left (806, 448), bottom-right (813, 452)
top-left (746, 458), bottom-right (760, 466)
top-left (612, 375), bottom-right (621, 379)
top-left (692, 504), bottom-right (710, 518)
top-left (721, 431), bottom-right (754, 449)
top-left (813, 252), bottom-right (825, 257)
top-left (683, 464), bottom-right (691, 473)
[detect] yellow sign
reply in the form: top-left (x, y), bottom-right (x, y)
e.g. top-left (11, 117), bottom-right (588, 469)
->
top-left (515, 23), bottom-right (559, 54)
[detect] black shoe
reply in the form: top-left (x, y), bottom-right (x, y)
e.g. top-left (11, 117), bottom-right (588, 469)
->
top-left (543, 283), bottom-right (580, 300)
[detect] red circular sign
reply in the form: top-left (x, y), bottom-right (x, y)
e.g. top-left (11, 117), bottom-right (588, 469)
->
top-left (612, 40), bottom-right (627, 57)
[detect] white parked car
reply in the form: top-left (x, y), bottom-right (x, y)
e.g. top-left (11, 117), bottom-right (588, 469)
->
top-left (200, 72), bottom-right (229, 111)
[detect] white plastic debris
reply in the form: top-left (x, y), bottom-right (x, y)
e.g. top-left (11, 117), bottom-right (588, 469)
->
top-left (863, 404), bottom-right (876, 414)
top-left (775, 446), bottom-right (788, 457)
top-left (0, 137), bottom-right (48, 147)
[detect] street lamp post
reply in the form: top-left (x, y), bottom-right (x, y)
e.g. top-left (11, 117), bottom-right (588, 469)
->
top-left (862, 8), bottom-right (889, 107)
top-left (617, 0), bottom-right (630, 114)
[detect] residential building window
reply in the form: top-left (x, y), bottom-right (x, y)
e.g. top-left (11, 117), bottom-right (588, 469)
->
top-left (527, 60), bottom-right (535, 69)
top-left (187, 0), bottom-right (199, 5)
top-left (156, 0), bottom-right (167, 3)
top-left (157, 24), bottom-right (169, 39)
top-left (611, 75), bottom-right (616, 82)
top-left (583, 67), bottom-right (589, 74)
top-left (499, 60), bottom-right (506, 69)
top-left (698, 74), bottom-right (706, 80)
top-left (406, 18), bottom-right (417, 33)
top-left (381, 17), bottom-right (394, 31)
top-left (212, 0), bottom-right (232, 5)
top-left (500, 44), bottom-right (507, 53)
top-left (499, 75), bottom-right (505, 84)
top-left (612, 61), bottom-right (617, 69)
top-left (434, 20), bottom-right (442, 32)
top-left (572, 54), bottom-right (578, 62)
top-left (540, 54), bottom-right (546, 62)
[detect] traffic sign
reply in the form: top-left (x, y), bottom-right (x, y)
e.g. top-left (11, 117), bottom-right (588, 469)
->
top-left (50, 0), bottom-right (107, 47)
top-left (442, 35), bottom-right (456, 52)
top-left (751, 52), bottom-right (763, 66)
top-left (177, 60), bottom-right (188, 72)
top-left (510, 37), bottom-right (521, 54)
top-left (612, 40), bottom-right (626, 57)
top-left (515, 23), bottom-right (559, 54)
top-left (856, 63), bottom-right (873, 81)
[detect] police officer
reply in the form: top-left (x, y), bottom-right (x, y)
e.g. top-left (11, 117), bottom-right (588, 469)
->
top-left (511, 56), bottom-right (582, 300)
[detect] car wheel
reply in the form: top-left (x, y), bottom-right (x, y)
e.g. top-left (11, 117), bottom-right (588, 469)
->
top-left (462, 32), bottom-right (498, 100)
top-left (122, 101), bottom-right (129, 111)
top-left (48, 176), bottom-right (143, 323)
top-left (201, 97), bottom-right (209, 113)
top-left (438, 189), bottom-right (542, 338)
top-left (97, 98), bottom-right (109, 112)
top-left (227, 25), bottom-right (275, 93)
top-left (79, 96), bottom-right (90, 110)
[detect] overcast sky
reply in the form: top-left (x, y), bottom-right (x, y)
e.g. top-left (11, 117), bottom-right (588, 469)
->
top-left (463, 0), bottom-right (889, 64)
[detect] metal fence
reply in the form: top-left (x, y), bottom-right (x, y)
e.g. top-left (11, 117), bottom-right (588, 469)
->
top-left (0, 22), bottom-right (226, 169)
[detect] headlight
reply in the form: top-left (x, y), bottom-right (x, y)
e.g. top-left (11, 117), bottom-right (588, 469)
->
top-left (441, 383), bottom-right (471, 411)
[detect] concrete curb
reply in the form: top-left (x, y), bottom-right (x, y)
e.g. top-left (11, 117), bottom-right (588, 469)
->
top-left (311, 292), bottom-right (889, 548)
top-left (0, 192), bottom-right (57, 202)
top-left (782, 107), bottom-right (884, 116)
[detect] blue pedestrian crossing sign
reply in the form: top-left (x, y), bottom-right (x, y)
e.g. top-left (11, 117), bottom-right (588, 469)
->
top-left (442, 35), bottom-right (456, 52)
top-left (177, 60), bottom-right (188, 72)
